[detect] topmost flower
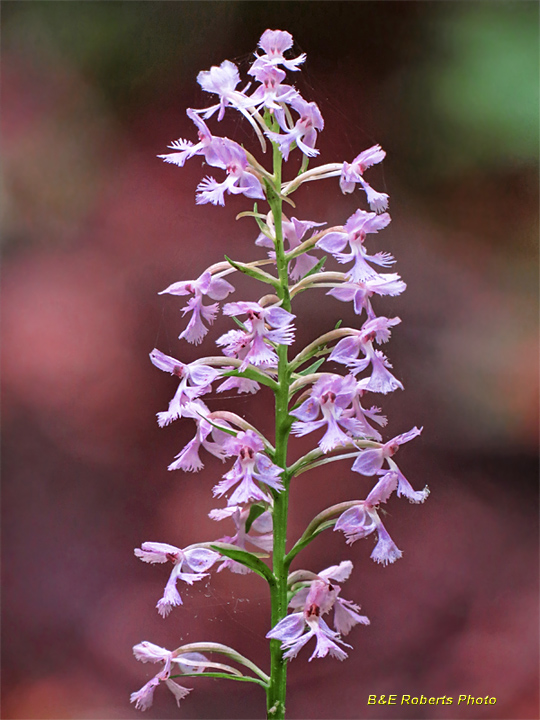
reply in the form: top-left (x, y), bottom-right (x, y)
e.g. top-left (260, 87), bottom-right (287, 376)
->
top-left (253, 29), bottom-right (306, 72)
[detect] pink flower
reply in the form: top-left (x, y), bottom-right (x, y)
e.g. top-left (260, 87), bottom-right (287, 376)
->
top-left (149, 349), bottom-right (220, 427)
top-left (351, 427), bottom-right (429, 503)
top-left (317, 209), bottom-right (393, 283)
top-left (135, 542), bottom-right (220, 617)
top-left (334, 473), bottom-right (403, 565)
top-left (158, 109), bottom-right (222, 169)
top-left (254, 29), bottom-right (306, 72)
top-left (196, 139), bottom-right (265, 206)
top-left (167, 400), bottom-right (230, 472)
top-left (290, 374), bottom-right (365, 452)
top-left (248, 62), bottom-right (299, 121)
top-left (209, 504), bottom-right (273, 573)
top-left (131, 642), bottom-right (207, 711)
top-left (267, 607), bottom-right (350, 662)
top-left (340, 145), bottom-right (389, 212)
top-left (266, 97), bottom-right (324, 160)
top-left (267, 561), bottom-right (368, 661)
top-left (216, 372), bottom-right (260, 396)
top-left (217, 302), bottom-right (295, 370)
top-left (256, 216), bottom-right (325, 281)
top-left (327, 273), bottom-right (406, 319)
top-left (159, 270), bottom-right (234, 345)
top-left (341, 378), bottom-right (388, 441)
top-left (328, 317), bottom-right (404, 394)
top-left (213, 430), bottom-right (284, 505)
top-left (196, 60), bottom-right (251, 121)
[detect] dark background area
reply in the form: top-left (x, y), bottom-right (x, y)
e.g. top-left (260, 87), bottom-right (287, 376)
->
top-left (2, 2), bottom-right (538, 719)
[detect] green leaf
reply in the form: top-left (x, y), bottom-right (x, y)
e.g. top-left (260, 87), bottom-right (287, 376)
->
top-left (284, 520), bottom-right (336, 567)
top-left (298, 154), bottom-right (310, 176)
top-left (224, 255), bottom-right (279, 288)
top-left (231, 315), bottom-right (248, 331)
top-left (334, 319), bottom-right (343, 329)
top-left (211, 544), bottom-right (275, 586)
top-left (197, 414), bottom-right (237, 438)
top-left (297, 358), bottom-right (326, 376)
top-left (171, 672), bottom-right (268, 688)
top-left (245, 503), bottom-right (268, 533)
top-left (252, 203), bottom-right (267, 234)
top-left (300, 256), bottom-right (326, 280)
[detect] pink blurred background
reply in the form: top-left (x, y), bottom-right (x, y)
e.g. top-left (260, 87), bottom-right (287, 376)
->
top-left (2, 3), bottom-right (538, 719)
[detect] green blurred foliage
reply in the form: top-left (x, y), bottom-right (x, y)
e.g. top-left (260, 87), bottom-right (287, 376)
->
top-left (410, 2), bottom-right (539, 177)
top-left (434, 5), bottom-right (538, 157)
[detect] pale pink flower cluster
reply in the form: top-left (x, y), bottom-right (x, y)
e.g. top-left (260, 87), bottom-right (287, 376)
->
top-left (131, 27), bottom-right (427, 713)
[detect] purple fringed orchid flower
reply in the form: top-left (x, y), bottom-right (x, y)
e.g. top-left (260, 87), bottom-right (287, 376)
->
top-left (316, 208), bottom-right (393, 283)
top-left (289, 561), bottom-right (370, 636)
top-left (217, 301), bottom-right (295, 370)
top-left (334, 473), bottom-right (403, 564)
top-left (340, 144), bottom-right (389, 212)
top-left (341, 377), bottom-right (387, 441)
top-left (149, 349), bottom-right (220, 427)
top-left (254, 29), bottom-right (306, 72)
top-left (167, 400), bottom-right (230, 472)
top-left (159, 270), bottom-right (234, 345)
top-left (130, 648), bottom-right (189, 710)
top-left (158, 109), bottom-right (221, 168)
top-left (267, 561), bottom-right (368, 661)
top-left (134, 542), bottom-right (220, 617)
top-left (248, 63), bottom-right (299, 121)
top-left (290, 374), bottom-right (365, 453)
top-left (328, 316), bottom-right (404, 394)
top-left (196, 60), bottom-right (253, 121)
top-left (327, 273), bottom-right (406, 319)
top-left (256, 216), bottom-right (325, 281)
top-left (131, 642), bottom-right (208, 711)
top-left (196, 139), bottom-right (265, 206)
top-left (216, 370), bottom-right (261, 396)
top-left (266, 97), bottom-right (324, 161)
top-left (351, 426), bottom-right (429, 503)
top-left (209, 504), bottom-right (273, 573)
top-left (213, 430), bottom-right (284, 505)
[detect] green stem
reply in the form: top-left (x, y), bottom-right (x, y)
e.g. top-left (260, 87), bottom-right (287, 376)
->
top-left (266, 136), bottom-right (292, 720)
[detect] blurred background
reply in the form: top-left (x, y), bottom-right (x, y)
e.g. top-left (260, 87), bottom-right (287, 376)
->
top-left (2, 2), bottom-right (538, 719)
